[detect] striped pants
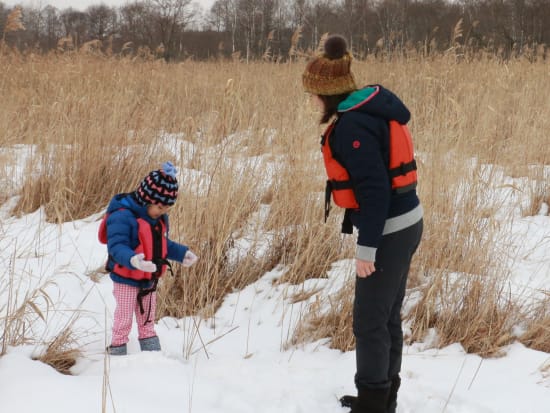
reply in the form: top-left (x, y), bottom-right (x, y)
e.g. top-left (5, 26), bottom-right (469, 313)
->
top-left (111, 282), bottom-right (157, 347)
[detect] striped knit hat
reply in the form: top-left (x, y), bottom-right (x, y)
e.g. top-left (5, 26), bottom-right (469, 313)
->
top-left (135, 161), bottom-right (179, 206)
top-left (302, 35), bottom-right (357, 96)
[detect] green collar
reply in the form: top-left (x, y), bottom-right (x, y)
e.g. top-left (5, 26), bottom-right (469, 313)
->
top-left (338, 86), bottom-right (379, 112)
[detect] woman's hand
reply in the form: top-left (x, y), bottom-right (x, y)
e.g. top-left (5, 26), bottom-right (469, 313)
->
top-left (356, 259), bottom-right (376, 278)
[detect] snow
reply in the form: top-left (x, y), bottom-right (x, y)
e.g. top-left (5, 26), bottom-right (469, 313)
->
top-left (0, 146), bottom-right (549, 412)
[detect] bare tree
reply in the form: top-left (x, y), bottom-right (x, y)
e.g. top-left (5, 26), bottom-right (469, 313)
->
top-left (237, 0), bottom-right (261, 60)
top-left (148, 0), bottom-right (196, 60)
top-left (60, 8), bottom-right (89, 47)
top-left (42, 6), bottom-right (63, 51)
top-left (374, 0), bottom-right (409, 55)
top-left (208, 0), bottom-right (227, 31)
top-left (119, 1), bottom-right (156, 51)
top-left (527, 0), bottom-right (550, 44)
top-left (0, 3), bottom-right (8, 37)
top-left (210, 0), bottom-right (238, 52)
top-left (303, 0), bottom-right (337, 51)
top-left (1, 0), bottom-right (550, 59)
top-left (86, 5), bottom-right (118, 41)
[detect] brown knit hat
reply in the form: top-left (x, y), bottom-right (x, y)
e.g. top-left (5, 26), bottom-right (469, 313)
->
top-left (302, 35), bottom-right (357, 96)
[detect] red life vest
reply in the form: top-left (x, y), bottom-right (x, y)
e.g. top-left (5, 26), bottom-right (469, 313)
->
top-left (98, 210), bottom-right (169, 281)
top-left (322, 118), bottom-right (417, 218)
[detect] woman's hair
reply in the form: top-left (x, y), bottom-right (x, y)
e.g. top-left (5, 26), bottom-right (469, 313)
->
top-left (318, 93), bottom-right (350, 124)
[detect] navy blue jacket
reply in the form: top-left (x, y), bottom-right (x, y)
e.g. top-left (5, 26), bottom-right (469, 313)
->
top-left (105, 193), bottom-right (188, 288)
top-left (331, 85), bottom-right (421, 259)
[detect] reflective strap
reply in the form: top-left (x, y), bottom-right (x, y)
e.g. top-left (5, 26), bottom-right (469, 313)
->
top-left (394, 182), bottom-right (417, 194)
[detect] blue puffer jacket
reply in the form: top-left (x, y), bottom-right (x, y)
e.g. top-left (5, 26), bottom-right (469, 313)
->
top-left (105, 193), bottom-right (188, 288)
top-left (332, 85), bottom-right (423, 262)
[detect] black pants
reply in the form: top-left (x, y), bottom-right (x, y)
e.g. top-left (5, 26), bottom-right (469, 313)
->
top-left (353, 219), bottom-right (423, 390)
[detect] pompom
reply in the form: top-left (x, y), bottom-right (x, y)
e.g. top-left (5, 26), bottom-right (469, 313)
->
top-left (161, 161), bottom-right (177, 178)
top-left (324, 35), bottom-right (348, 59)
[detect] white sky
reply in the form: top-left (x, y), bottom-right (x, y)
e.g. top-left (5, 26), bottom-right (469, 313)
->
top-left (2, 0), bottom-right (216, 12)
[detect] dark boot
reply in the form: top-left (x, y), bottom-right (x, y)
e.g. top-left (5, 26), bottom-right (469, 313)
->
top-left (139, 335), bottom-right (161, 351)
top-left (107, 343), bottom-right (127, 356)
top-left (339, 394), bottom-right (356, 409)
top-left (350, 387), bottom-right (390, 413)
top-left (340, 377), bottom-right (400, 412)
top-left (387, 375), bottom-right (401, 413)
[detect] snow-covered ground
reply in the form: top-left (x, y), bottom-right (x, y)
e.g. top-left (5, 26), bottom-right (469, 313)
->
top-left (0, 201), bottom-right (549, 412)
top-left (0, 142), bottom-right (549, 412)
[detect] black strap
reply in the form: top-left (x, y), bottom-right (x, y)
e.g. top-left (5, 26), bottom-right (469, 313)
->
top-left (341, 209), bottom-right (353, 235)
top-left (325, 179), bottom-right (355, 222)
top-left (325, 180), bottom-right (355, 235)
top-left (325, 181), bottom-right (332, 222)
top-left (150, 221), bottom-right (163, 277)
top-left (153, 257), bottom-right (174, 277)
top-left (136, 261), bottom-right (174, 325)
top-left (137, 218), bottom-right (173, 325)
top-left (328, 180), bottom-right (354, 190)
top-left (137, 277), bottom-right (158, 324)
top-left (388, 160), bottom-right (417, 178)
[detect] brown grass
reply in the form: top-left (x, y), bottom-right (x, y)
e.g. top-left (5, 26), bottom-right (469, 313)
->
top-left (289, 276), bottom-right (355, 351)
top-left (33, 327), bottom-right (81, 375)
top-left (0, 273), bottom-right (82, 374)
top-left (1, 265), bottom-right (54, 354)
top-left (519, 296), bottom-right (550, 353)
top-left (0, 52), bottom-right (549, 358)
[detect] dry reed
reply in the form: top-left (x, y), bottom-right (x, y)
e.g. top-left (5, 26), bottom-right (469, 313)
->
top-left (33, 326), bottom-right (81, 374)
top-left (0, 52), bottom-right (548, 358)
top-left (1, 262), bottom-right (54, 354)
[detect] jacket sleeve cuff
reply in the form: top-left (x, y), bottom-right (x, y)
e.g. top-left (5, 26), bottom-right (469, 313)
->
top-left (356, 245), bottom-right (377, 262)
top-left (167, 240), bottom-right (188, 263)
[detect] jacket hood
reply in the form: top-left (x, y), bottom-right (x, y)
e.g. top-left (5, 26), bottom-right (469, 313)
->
top-left (106, 193), bottom-right (148, 219)
top-left (337, 85), bottom-right (411, 124)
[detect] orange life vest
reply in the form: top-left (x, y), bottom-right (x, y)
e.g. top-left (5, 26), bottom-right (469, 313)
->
top-left (98, 211), bottom-right (169, 281)
top-left (322, 118), bottom-right (417, 219)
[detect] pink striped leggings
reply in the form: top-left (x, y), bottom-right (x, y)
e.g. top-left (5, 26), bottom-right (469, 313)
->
top-left (111, 282), bottom-right (157, 347)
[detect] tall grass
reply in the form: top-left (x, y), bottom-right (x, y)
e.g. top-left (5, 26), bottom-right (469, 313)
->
top-left (0, 52), bottom-right (548, 358)
top-left (0, 267), bottom-right (84, 373)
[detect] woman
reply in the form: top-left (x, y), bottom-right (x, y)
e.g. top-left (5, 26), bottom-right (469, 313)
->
top-left (302, 35), bottom-right (423, 413)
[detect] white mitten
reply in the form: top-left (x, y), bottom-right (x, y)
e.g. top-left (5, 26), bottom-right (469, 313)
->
top-left (182, 250), bottom-right (198, 267)
top-left (130, 253), bottom-right (157, 273)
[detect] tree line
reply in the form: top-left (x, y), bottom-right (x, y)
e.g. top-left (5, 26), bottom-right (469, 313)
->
top-left (1, 0), bottom-right (549, 61)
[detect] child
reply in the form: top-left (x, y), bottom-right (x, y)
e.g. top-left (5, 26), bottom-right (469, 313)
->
top-left (103, 161), bottom-right (198, 355)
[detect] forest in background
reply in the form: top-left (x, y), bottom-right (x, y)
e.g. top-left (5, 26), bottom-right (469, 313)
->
top-left (1, 0), bottom-right (549, 61)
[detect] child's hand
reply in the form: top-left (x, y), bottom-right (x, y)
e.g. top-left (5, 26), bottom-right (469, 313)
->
top-left (182, 250), bottom-right (198, 267)
top-left (130, 253), bottom-right (157, 273)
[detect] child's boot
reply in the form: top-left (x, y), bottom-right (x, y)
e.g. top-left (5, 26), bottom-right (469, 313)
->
top-left (107, 343), bottom-right (127, 356)
top-left (139, 335), bottom-right (161, 351)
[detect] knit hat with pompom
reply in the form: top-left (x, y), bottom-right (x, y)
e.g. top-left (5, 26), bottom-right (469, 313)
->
top-left (134, 161), bottom-right (179, 206)
top-left (302, 35), bottom-right (357, 96)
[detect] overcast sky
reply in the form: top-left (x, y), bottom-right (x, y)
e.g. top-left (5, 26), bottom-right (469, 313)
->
top-left (3, 0), bottom-right (215, 12)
